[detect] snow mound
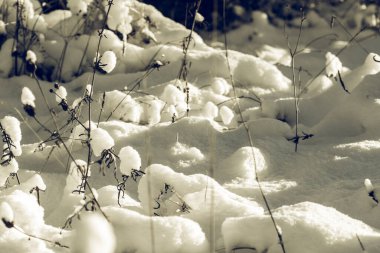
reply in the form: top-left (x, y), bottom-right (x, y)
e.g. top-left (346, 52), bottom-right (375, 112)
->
top-left (222, 202), bottom-right (380, 253)
top-left (233, 54), bottom-right (291, 92)
top-left (217, 146), bottom-right (267, 183)
top-left (0, 190), bottom-right (44, 234)
top-left (96, 185), bottom-right (141, 209)
top-left (71, 212), bottom-right (116, 253)
top-left (103, 90), bottom-right (143, 123)
top-left (105, 207), bottom-right (209, 253)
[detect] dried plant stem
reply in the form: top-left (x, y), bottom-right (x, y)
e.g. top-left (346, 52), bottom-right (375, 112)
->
top-left (286, 15), bottom-right (305, 152)
top-left (178, 0), bottom-right (202, 116)
top-left (31, 71), bottom-right (108, 220)
top-left (222, 0), bottom-right (286, 252)
top-left (13, 225), bottom-right (69, 249)
top-left (85, 0), bottom-right (114, 192)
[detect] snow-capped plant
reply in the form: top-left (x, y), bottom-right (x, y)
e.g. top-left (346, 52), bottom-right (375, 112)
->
top-left (65, 160), bottom-right (89, 194)
top-left (99, 51), bottom-right (117, 74)
top-left (364, 178), bottom-right (378, 205)
top-left (116, 146), bottom-right (144, 206)
top-left (1, 116), bottom-right (22, 157)
top-left (26, 50), bottom-right (37, 65)
top-left (90, 128), bottom-right (115, 156)
top-left (85, 84), bottom-right (93, 98)
top-left (1, 116), bottom-right (22, 145)
top-left (21, 87), bottom-right (36, 117)
top-left (119, 146), bottom-right (142, 176)
top-left (325, 52), bottom-right (343, 78)
top-left (55, 85), bottom-right (68, 103)
top-left (0, 202), bottom-right (14, 228)
top-left (195, 12), bottom-right (205, 23)
top-left (68, 0), bottom-right (92, 15)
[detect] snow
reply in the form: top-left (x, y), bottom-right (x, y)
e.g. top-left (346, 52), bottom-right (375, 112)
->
top-left (219, 106), bottom-right (234, 125)
top-left (325, 52), bottom-right (343, 78)
top-left (26, 50), bottom-right (37, 65)
top-left (1, 116), bottom-right (22, 153)
top-left (105, 207), bottom-right (209, 253)
top-left (160, 83), bottom-right (185, 106)
top-left (71, 212), bottom-right (115, 253)
top-left (203, 101), bottom-right (218, 119)
top-left (55, 85), bottom-right (67, 102)
top-left (0, 1), bottom-right (380, 253)
top-left (100, 51), bottom-right (117, 74)
top-left (0, 201), bottom-right (14, 226)
top-left (211, 78), bottom-right (230, 95)
top-left (21, 87), bottom-right (36, 108)
top-left (90, 127), bottom-right (115, 156)
top-left (365, 178), bottom-right (374, 193)
top-left (118, 146), bottom-right (142, 175)
top-left (222, 202), bottom-right (380, 253)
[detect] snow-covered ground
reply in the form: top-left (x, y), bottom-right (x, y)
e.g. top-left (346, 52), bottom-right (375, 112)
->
top-left (0, 0), bottom-right (380, 252)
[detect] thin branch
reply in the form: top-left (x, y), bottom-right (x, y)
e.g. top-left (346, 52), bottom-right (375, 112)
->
top-left (222, 1), bottom-right (286, 252)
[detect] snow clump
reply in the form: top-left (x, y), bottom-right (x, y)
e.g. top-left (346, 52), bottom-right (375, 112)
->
top-left (219, 106), bottom-right (234, 125)
top-left (0, 202), bottom-right (14, 228)
top-left (100, 51), bottom-right (117, 73)
top-left (203, 101), bottom-right (218, 119)
top-left (160, 84), bottom-right (185, 105)
top-left (118, 146), bottom-right (142, 175)
top-left (1, 116), bottom-right (22, 156)
top-left (90, 128), bottom-right (115, 156)
top-left (325, 52), bottom-right (343, 78)
top-left (26, 50), bottom-right (37, 65)
top-left (21, 87), bottom-right (36, 108)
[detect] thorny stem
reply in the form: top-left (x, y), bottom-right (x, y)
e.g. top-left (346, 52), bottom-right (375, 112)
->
top-left (222, 1), bottom-right (286, 252)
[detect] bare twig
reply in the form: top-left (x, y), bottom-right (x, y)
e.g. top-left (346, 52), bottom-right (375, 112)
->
top-left (222, 1), bottom-right (286, 252)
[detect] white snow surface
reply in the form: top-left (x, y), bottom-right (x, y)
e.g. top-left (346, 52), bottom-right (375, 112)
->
top-left (0, 1), bottom-right (380, 253)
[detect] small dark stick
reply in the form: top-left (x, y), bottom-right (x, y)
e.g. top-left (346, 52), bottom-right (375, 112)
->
top-left (337, 71), bottom-right (350, 94)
